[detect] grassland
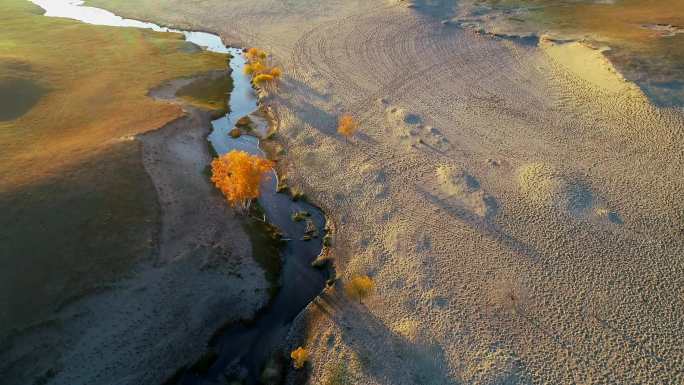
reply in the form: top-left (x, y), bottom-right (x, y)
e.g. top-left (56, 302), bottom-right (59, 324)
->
top-left (0, 0), bottom-right (229, 338)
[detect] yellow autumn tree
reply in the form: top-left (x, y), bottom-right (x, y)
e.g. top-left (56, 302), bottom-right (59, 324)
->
top-left (337, 114), bottom-right (359, 141)
top-left (253, 73), bottom-right (275, 85)
top-left (210, 150), bottom-right (274, 211)
top-left (270, 66), bottom-right (282, 79)
top-left (290, 347), bottom-right (308, 369)
top-left (246, 47), bottom-right (267, 63)
top-left (245, 61), bottom-right (267, 75)
top-left (345, 275), bottom-right (375, 303)
top-left (244, 48), bottom-right (282, 88)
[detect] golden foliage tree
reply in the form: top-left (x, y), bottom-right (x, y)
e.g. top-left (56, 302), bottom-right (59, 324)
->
top-left (270, 66), bottom-right (282, 79)
top-left (253, 73), bottom-right (275, 85)
top-left (337, 114), bottom-right (359, 141)
top-left (290, 346), bottom-right (308, 369)
top-left (244, 62), bottom-right (261, 75)
top-left (246, 47), bottom-right (267, 63)
top-left (345, 275), bottom-right (375, 303)
top-left (244, 48), bottom-right (282, 88)
top-left (210, 150), bottom-right (274, 211)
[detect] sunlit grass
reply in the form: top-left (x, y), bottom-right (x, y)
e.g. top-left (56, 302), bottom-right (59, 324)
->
top-left (0, 0), bottom-right (228, 187)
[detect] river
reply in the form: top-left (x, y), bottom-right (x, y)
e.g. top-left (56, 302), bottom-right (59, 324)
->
top-left (30, 1), bottom-right (329, 384)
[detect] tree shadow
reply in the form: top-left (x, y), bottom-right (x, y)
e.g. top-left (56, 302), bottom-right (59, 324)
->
top-left (418, 189), bottom-right (542, 263)
top-left (313, 290), bottom-right (460, 385)
top-left (594, 318), bottom-right (675, 370)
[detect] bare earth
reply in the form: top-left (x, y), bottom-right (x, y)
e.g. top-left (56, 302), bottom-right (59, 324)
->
top-left (0, 76), bottom-right (270, 385)
top-left (68, 0), bottom-right (684, 383)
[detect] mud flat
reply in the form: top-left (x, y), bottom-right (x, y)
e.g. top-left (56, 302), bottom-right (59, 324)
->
top-left (29, 0), bottom-right (684, 384)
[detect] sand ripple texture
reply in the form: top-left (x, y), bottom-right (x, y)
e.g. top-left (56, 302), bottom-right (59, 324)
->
top-left (83, 0), bottom-right (684, 383)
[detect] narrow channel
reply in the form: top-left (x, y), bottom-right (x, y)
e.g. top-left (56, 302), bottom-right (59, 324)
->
top-left (31, 1), bottom-right (329, 384)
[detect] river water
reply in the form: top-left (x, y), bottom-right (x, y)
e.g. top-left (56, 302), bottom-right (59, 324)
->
top-left (30, 1), bottom-right (328, 383)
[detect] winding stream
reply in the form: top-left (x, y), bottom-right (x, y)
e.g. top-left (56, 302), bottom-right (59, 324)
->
top-left (31, 1), bottom-right (329, 384)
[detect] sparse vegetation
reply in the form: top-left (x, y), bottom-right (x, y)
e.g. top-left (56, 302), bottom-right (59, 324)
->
top-left (324, 362), bottom-right (350, 385)
top-left (291, 189), bottom-right (306, 201)
top-left (276, 178), bottom-right (289, 193)
top-left (490, 279), bottom-right (529, 316)
top-left (265, 130), bottom-right (277, 140)
top-left (345, 275), bottom-right (375, 303)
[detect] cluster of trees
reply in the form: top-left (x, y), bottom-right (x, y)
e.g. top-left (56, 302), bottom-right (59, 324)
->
top-left (244, 47), bottom-right (282, 87)
top-left (210, 150), bottom-right (273, 211)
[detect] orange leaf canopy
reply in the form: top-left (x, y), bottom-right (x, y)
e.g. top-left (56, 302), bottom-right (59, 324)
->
top-left (210, 150), bottom-right (274, 209)
top-left (290, 346), bottom-right (308, 369)
top-left (337, 114), bottom-right (359, 138)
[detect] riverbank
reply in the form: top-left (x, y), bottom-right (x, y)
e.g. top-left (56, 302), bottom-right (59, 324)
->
top-left (0, 2), bottom-right (273, 383)
top-left (1, 76), bottom-right (272, 385)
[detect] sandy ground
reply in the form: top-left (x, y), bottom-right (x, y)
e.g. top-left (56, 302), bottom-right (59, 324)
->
top-left (0, 75), bottom-right (270, 385)
top-left (77, 0), bottom-right (684, 383)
